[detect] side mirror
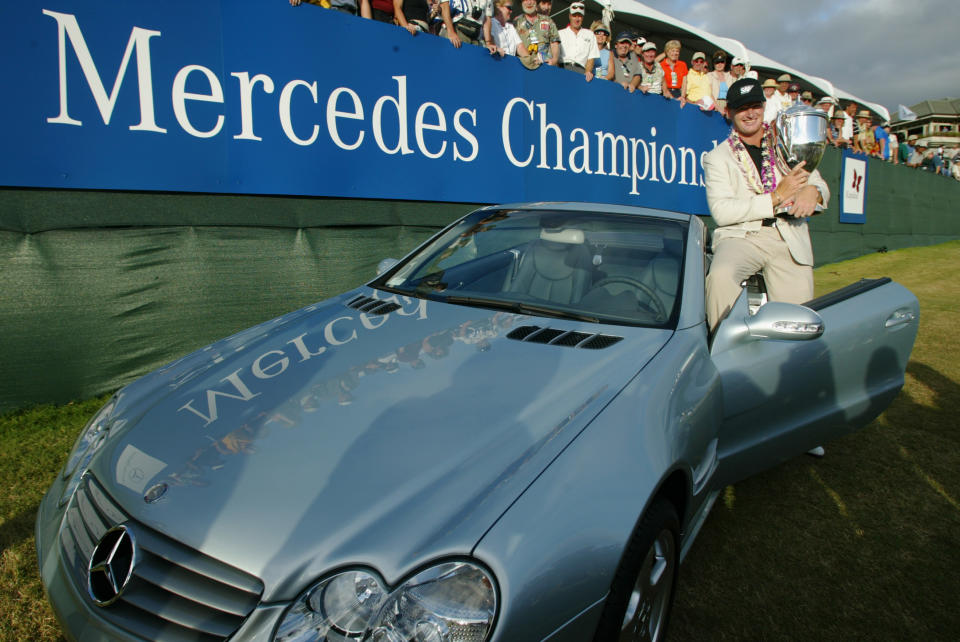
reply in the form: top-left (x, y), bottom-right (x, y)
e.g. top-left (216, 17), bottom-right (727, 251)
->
top-left (745, 302), bottom-right (824, 341)
top-left (376, 258), bottom-right (399, 276)
top-left (712, 290), bottom-right (824, 355)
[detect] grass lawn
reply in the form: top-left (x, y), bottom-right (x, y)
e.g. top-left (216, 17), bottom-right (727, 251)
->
top-left (2, 241), bottom-right (958, 641)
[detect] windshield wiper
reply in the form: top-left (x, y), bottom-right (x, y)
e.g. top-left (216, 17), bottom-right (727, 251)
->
top-left (444, 295), bottom-right (601, 323)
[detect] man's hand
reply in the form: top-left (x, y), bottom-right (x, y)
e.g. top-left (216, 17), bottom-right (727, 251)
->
top-left (447, 31), bottom-right (462, 47)
top-left (787, 185), bottom-right (821, 217)
top-left (774, 161), bottom-right (810, 203)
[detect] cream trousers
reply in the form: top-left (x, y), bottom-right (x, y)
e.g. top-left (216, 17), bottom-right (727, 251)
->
top-left (706, 226), bottom-right (814, 331)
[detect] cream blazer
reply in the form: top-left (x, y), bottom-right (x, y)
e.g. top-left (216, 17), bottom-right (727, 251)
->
top-left (702, 140), bottom-right (829, 266)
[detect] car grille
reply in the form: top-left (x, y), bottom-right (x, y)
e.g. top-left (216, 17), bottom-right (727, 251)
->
top-left (507, 326), bottom-right (623, 349)
top-left (345, 294), bottom-right (402, 315)
top-left (59, 474), bottom-right (263, 641)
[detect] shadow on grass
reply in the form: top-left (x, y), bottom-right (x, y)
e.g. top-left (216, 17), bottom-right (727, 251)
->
top-left (0, 505), bottom-right (39, 553)
top-left (668, 358), bottom-right (960, 641)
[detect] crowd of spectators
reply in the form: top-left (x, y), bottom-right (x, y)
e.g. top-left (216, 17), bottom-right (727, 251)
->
top-left (290, 0), bottom-right (960, 180)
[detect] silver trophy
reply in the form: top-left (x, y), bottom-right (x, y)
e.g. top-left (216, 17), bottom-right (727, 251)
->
top-left (774, 101), bottom-right (829, 213)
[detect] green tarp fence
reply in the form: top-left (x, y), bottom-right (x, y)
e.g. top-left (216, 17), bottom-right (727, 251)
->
top-left (2, 147), bottom-right (958, 411)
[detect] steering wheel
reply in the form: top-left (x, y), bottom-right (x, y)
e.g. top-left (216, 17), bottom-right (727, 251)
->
top-left (590, 276), bottom-right (668, 322)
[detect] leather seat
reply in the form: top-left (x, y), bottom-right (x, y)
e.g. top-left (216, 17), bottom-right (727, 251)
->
top-left (504, 237), bottom-right (594, 305)
top-left (640, 256), bottom-right (680, 312)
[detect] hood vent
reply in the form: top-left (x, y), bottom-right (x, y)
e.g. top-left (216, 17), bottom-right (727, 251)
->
top-left (346, 295), bottom-right (401, 315)
top-left (507, 326), bottom-right (623, 349)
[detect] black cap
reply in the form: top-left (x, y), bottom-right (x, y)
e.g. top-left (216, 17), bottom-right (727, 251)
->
top-left (726, 78), bottom-right (765, 112)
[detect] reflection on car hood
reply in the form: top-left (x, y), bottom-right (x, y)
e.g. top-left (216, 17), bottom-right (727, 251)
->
top-left (91, 288), bottom-right (672, 599)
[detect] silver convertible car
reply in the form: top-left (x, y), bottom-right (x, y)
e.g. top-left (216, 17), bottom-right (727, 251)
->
top-left (37, 203), bottom-right (919, 642)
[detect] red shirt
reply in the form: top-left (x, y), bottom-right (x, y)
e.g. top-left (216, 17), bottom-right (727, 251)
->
top-left (660, 59), bottom-right (687, 90)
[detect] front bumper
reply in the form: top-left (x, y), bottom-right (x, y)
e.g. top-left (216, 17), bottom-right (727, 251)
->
top-left (35, 477), bottom-right (285, 642)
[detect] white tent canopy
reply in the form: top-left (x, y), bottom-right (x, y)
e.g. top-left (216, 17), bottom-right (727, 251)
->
top-left (589, 0), bottom-right (890, 122)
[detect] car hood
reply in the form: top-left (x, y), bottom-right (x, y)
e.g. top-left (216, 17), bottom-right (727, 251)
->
top-left (90, 288), bottom-right (672, 599)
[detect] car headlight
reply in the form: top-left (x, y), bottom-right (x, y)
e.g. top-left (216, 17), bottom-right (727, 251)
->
top-left (274, 561), bottom-right (497, 642)
top-left (59, 398), bottom-right (121, 506)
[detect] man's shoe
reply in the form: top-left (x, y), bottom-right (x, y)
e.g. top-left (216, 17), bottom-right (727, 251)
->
top-left (807, 446), bottom-right (826, 457)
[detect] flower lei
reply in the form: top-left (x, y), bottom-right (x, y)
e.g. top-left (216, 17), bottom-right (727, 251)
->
top-left (727, 122), bottom-right (777, 195)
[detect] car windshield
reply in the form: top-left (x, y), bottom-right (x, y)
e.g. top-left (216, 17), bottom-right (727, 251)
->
top-left (374, 208), bottom-right (687, 328)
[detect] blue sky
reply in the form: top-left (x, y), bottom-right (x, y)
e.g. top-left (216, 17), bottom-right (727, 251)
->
top-left (651, 0), bottom-right (958, 115)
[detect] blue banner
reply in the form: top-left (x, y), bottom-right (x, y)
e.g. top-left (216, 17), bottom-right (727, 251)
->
top-left (839, 149), bottom-right (868, 224)
top-left (0, 1), bottom-right (730, 213)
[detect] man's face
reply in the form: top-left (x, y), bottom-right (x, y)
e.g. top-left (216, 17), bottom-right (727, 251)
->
top-left (846, 103), bottom-right (857, 115)
top-left (570, 13), bottom-right (582, 28)
top-left (778, 81), bottom-right (789, 93)
top-left (643, 49), bottom-right (656, 64)
top-left (692, 58), bottom-right (706, 71)
top-left (537, 0), bottom-right (551, 14)
top-left (731, 63), bottom-right (744, 77)
top-left (733, 103), bottom-right (764, 138)
top-left (763, 87), bottom-right (775, 98)
top-left (788, 91), bottom-right (798, 102)
top-left (522, 0), bottom-right (536, 15)
top-left (616, 40), bottom-right (631, 55)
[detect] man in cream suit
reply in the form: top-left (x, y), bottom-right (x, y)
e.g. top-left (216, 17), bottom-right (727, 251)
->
top-left (703, 77), bottom-right (829, 332)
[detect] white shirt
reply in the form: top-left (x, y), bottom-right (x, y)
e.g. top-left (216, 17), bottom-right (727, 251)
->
top-left (491, 18), bottom-right (522, 56)
top-left (558, 25), bottom-right (599, 67)
top-left (841, 112), bottom-right (854, 140)
top-left (763, 96), bottom-right (779, 123)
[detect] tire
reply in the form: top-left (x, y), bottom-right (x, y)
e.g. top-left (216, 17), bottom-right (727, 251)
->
top-left (593, 498), bottom-right (680, 642)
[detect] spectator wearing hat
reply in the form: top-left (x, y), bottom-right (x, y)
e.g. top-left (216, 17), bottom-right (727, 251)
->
top-left (680, 51), bottom-right (714, 110)
top-left (631, 35), bottom-right (646, 60)
top-left (630, 41), bottom-right (665, 95)
top-left (729, 57), bottom-right (747, 82)
top-left (703, 76), bottom-right (828, 333)
top-left (607, 31), bottom-right (640, 88)
top-left (888, 130), bottom-right (899, 164)
top-left (827, 111), bottom-right (851, 148)
top-left (815, 95), bottom-right (834, 116)
top-left (899, 134), bottom-right (916, 165)
top-left (762, 78), bottom-right (779, 123)
top-left (873, 121), bottom-right (891, 161)
top-left (559, 2), bottom-right (600, 80)
top-left (800, 91), bottom-right (814, 105)
top-left (591, 21), bottom-right (611, 79)
top-left (786, 83), bottom-right (800, 105)
top-left (709, 50), bottom-right (735, 114)
top-left (854, 110), bottom-right (876, 156)
top-left (489, 0), bottom-right (523, 56)
top-left (773, 73), bottom-right (792, 111)
top-left (514, 0), bottom-right (560, 67)
top-left (659, 40), bottom-right (686, 99)
top-left (907, 141), bottom-right (927, 168)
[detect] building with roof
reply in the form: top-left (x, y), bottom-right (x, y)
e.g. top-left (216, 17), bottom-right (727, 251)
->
top-left (889, 98), bottom-right (960, 151)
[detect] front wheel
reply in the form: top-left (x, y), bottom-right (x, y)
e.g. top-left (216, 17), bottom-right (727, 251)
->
top-left (594, 498), bottom-right (680, 642)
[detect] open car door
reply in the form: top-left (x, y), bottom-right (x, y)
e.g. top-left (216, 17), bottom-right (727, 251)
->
top-left (710, 278), bottom-right (919, 487)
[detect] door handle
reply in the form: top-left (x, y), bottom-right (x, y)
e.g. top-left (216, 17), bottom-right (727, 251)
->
top-left (885, 307), bottom-right (916, 328)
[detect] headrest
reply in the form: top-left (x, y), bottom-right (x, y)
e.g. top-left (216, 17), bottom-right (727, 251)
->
top-left (540, 228), bottom-right (585, 244)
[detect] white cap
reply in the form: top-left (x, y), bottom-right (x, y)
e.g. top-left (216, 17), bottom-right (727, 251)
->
top-left (641, 41), bottom-right (657, 52)
top-left (569, 1), bottom-right (585, 14)
top-left (731, 56), bottom-right (746, 67)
